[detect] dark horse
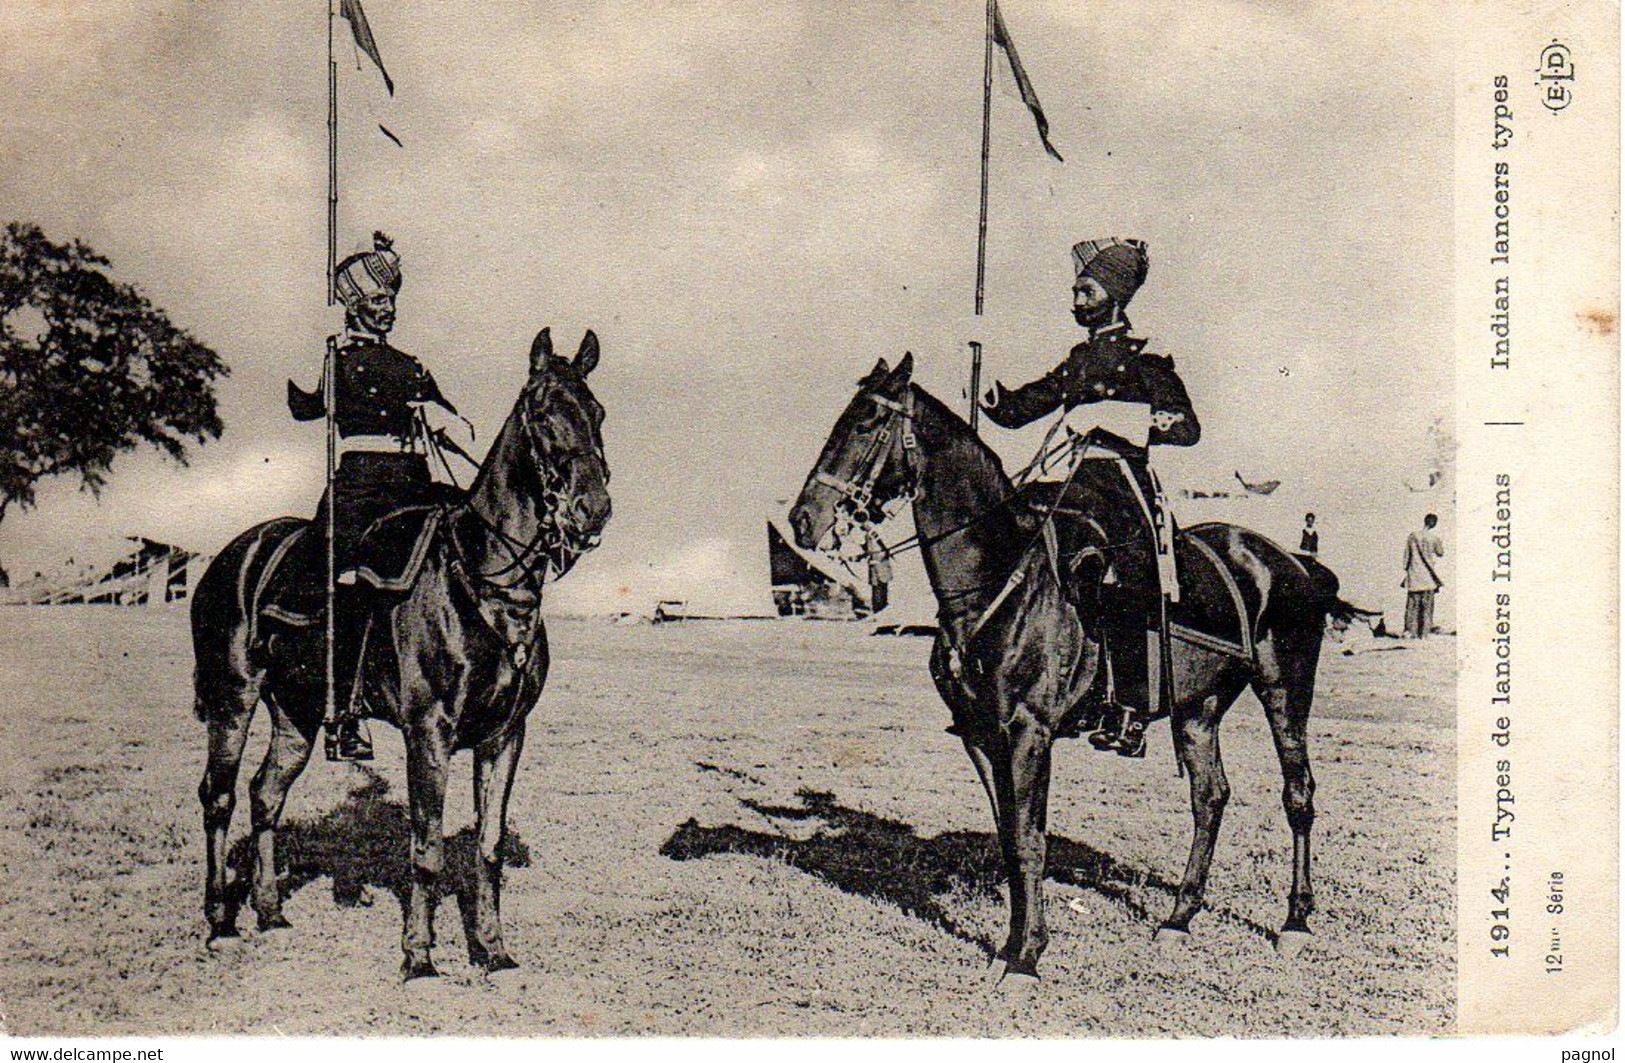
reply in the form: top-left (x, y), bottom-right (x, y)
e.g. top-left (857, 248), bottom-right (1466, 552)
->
top-left (790, 354), bottom-right (1364, 978)
top-left (192, 327), bottom-right (610, 979)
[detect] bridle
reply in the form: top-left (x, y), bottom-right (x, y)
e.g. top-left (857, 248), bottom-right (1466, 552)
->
top-left (808, 387), bottom-right (1134, 622)
top-left (812, 388), bottom-right (920, 525)
top-left (812, 387), bottom-right (1005, 563)
top-left (453, 375), bottom-right (603, 592)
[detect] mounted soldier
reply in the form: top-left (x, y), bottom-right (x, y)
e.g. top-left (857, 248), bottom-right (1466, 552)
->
top-left (286, 232), bottom-right (467, 761)
top-left (980, 237), bottom-right (1199, 757)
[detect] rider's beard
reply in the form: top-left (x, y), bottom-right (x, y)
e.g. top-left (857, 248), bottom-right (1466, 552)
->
top-left (1073, 303), bottom-right (1112, 329)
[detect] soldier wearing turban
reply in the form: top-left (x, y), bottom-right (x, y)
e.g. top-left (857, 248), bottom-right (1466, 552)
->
top-left (981, 238), bottom-right (1200, 758)
top-left (285, 232), bottom-right (463, 760)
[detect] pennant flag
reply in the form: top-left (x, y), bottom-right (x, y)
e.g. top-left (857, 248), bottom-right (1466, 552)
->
top-left (1234, 471), bottom-right (1282, 496)
top-left (340, 0), bottom-right (394, 96)
top-left (991, 0), bottom-right (1063, 162)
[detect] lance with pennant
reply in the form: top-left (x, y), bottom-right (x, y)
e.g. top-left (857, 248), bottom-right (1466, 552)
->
top-left (323, 0), bottom-right (339, 741)
top-left (969, 0), bottom-right (1063, 429)
top-left (319, 0), bottom-right (396, 749)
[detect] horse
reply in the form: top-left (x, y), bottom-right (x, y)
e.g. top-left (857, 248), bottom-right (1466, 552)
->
top-left (789, 354), bottom-right (1365, 978)
top-left (191, 327), bottom-right (610, 980)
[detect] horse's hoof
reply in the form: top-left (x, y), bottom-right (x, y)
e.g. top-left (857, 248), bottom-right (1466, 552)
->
top-left (1275, 929), bottom-right (1312, 959)
top-left (256, 912), bottom-right (292, 933)
top-left (482, 954), bottom-right (521, 984)
top-left (402, 958), bottom-right (440, 983)
top-left (997, 965), bottom-right (1041, 991)
top-left (205, 930), bottom-right (244, 953)
top-left (1153, 926), bottom-right (1191, 950)
top-left (997, 953), bottom-right (1041, 983)
top-left (481, 952), bottom-right (520, 975)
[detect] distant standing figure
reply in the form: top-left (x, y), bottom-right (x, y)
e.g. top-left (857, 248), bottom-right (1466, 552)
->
top-left (866, 528), bottom-right (893, 614)
top-left (1403, 513), bottom-right (1445, 638)
top-left (1299, 512), bottom-right (1319, 556)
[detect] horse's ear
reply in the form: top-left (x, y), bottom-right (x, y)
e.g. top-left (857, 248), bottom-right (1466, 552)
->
top-left (889, 351), bottom-right (914, 385)
top-left (858, 357), bottom-right (890, 389)
top-left (574, 330), bottom-right (600, 376)
top-left (529, 327), bottom-right (554, 373)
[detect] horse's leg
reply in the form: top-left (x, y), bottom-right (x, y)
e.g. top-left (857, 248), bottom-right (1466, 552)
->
top-left (998, 708), bottom-right (1055, 977)
top-left (199, 701), bottom-right (254, 945)
top-left (955, 730), bottom-right (1011, 968)
top-left (402, 724), bottom-right (451, 980)
top-left (960, 736), bottom-right (1001, 842)
top-left (248, 701), bottom-right (315, 931)
top-left (1161, 691), bottom-right (1232, 939)
top-left (1256, 641), bottom-right (1319, 954)
top-left (471, 719), bottom-right (526, 973)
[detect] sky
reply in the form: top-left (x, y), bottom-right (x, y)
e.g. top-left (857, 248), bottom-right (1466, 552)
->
top-left (0, 0), bottom-right (1454, 620)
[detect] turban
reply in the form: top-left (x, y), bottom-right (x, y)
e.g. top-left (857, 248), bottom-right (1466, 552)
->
top-left (334, 231), bottom-right (402, 310)
top-left (1072, 238), bottom-right (1148, 306)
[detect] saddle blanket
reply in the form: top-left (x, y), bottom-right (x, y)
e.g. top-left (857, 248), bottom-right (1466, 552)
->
top-left (1028, 493), bottom-right (1263, 665)
top-left (258, 506), bottom-right (446, 626)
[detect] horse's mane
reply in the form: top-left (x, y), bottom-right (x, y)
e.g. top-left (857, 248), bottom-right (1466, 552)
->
top-left (908, 383), bottom-right (1014, 497)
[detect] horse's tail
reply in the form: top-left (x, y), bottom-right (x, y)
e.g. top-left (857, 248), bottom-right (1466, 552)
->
top-left (1290, 552), bottom-right (1379, 624)
top-left (1327, 596), bottom-right (1382, 624)
top-left (191, 518), bottom-right (302, 722)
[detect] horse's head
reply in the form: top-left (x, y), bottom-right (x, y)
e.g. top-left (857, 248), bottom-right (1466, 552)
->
top-left (518, 327), bottom-right (612, 573)
top-left (789, 352), bottom-right (917, 552)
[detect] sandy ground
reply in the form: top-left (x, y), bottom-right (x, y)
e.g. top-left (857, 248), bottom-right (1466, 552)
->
top-left (0, 606), bottom-right (1454, 1037)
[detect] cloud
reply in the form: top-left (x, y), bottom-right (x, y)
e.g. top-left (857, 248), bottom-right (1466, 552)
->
top-left (0, 1), bottom-right (1454, 626)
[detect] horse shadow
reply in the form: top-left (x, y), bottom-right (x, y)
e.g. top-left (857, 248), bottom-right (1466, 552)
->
top-left (660, 787), bottom-right (1274, 955)
top-left (223, 770), bottom-right (531, 964)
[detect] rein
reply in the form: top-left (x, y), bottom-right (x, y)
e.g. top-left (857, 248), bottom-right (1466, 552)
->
top-left (815, 391), bottom-right (1135, 646)
top-left (447, 381), bottom-right (591, 594)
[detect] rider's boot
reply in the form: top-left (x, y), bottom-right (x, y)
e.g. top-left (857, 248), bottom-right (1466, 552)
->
top-left (1087, 703), bottom-right (1148, 757)
top-left (1088, 607), bottom-right (1151, 757)
top-left (329, 718), bottom-right (374, 762)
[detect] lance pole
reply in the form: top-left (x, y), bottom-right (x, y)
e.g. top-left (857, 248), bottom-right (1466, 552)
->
top-left (327, 0), bottom-right (338, 308)
top-left (969, 0), bottom-right (994, 427)
top-left (323, 0), bottom-right (340, 744)
top-left (968, 341), bottom-right (983, 431)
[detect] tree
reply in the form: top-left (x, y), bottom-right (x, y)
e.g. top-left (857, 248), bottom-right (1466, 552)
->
top-left (0, 222), bottom-right (228, 536)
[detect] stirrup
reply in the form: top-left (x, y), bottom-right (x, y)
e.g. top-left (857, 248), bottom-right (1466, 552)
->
top-left (1088, 704), bottom-right (1145, 755)
top-left (1113, 719), bottom-right (1148, 758)
top-left (324, 719), bottom-right (374, 763)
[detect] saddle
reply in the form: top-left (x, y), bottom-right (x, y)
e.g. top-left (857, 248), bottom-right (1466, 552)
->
top-left (258, 505), bottom-right (447, 627)
top-left (1018, 484), bottom-right (1261, 713)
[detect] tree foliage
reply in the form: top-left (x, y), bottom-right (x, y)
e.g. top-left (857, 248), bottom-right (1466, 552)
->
top-left (0, 222), bottom-right (227, 522)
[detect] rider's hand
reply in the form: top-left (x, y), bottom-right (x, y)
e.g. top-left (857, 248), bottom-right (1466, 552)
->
top-left (416, 401), bottom-right (476, 443)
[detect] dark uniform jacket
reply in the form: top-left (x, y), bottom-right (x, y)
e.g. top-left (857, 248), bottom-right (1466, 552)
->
top-left (288, 337), bottom-right (457, 440)
top-left (286, 337), bottom-right (460, 572)
top-left (981, 323), bottom-right (1200, 454)
top-left (984, 323), bottom-right (1199, 608)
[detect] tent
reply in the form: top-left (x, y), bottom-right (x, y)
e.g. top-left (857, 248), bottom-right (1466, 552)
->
top-left (3, 537), bottom-right (210, 607)
top-left (767, 517), bottom-right (870, 619)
